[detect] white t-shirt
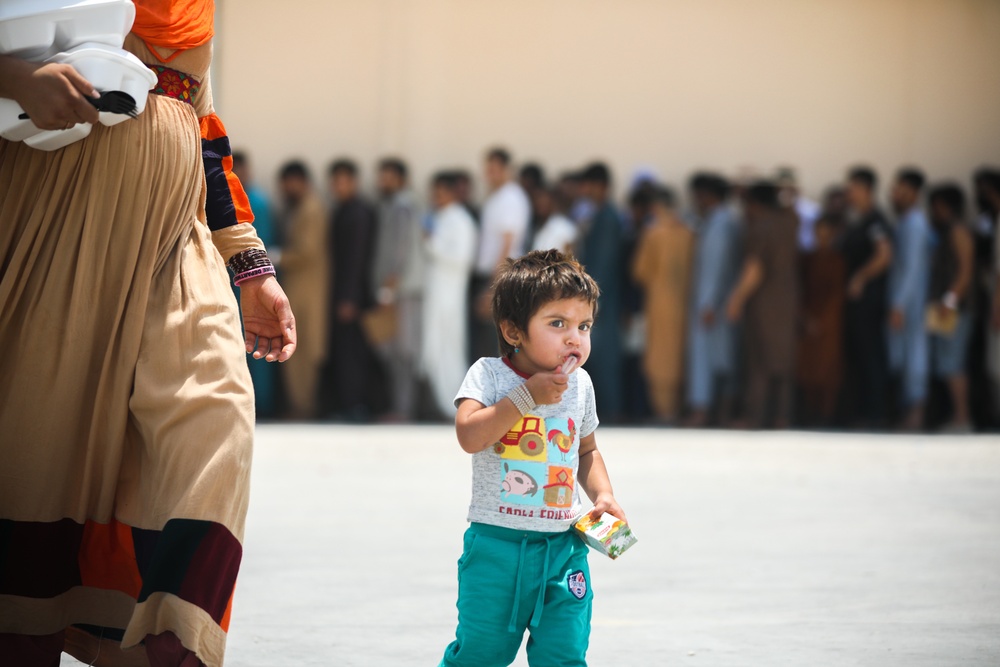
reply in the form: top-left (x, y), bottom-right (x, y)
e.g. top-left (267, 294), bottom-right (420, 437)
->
top-left (455, 357), bottom-right (599, 532)
top-left (475, 181), bottom-right (530, 275)
top-left (532, 214), bottom-right (578, 254)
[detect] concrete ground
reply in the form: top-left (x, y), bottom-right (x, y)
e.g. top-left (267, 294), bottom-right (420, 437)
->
top-left (65, 425), bottom-right (999, 666)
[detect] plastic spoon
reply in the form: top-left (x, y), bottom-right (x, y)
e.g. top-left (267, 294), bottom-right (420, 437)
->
top-left (561, 356), bottom-right (579, 375)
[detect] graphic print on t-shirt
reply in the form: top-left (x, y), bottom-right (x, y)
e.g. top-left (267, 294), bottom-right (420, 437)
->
top-left (500, 461), bottom-right (546, 506)
top-left (543, 466), bottom-right (574, 508)
top-left (546, 417), bottom-right (576, 462)
top-left (493, 415), bottom-right (547, 461)
top-left (495, 415), bottom-right (575, 513)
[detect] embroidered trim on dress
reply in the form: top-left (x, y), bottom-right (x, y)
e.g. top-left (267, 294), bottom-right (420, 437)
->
top-left (147, 65), bottom-right (202, 106)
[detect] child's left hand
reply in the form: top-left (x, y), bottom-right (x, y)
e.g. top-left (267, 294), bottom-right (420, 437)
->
top-left (589, 492), bottom-right (627, 524)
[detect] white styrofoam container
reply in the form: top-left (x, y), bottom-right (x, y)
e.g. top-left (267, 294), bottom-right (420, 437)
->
top-left (24, 122), bottom-right (92, 151)
top-left (49, 42), bottom-right (157, 126)
top-left (0, 0), bottom-right (135, 60)
top-left (0, 43), bottom-right (157, 150)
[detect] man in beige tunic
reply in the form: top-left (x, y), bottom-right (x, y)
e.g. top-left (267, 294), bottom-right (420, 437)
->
top-left (631, 187), bottom-right (694, 422)
top-left (277, 161), bottom-right (328, 419)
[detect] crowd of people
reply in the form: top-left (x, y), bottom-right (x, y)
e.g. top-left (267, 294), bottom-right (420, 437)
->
top-left (232, 149), bottom-right (1000, 433)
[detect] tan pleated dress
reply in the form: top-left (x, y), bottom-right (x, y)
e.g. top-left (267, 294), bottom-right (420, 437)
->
top-left (0, 35), bottom-right (256, 667)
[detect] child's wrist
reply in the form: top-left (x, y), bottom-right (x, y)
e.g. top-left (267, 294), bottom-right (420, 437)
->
top-left (506, 383), bottom-right (537, 416)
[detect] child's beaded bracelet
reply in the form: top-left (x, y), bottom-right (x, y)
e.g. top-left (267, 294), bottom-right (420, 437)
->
top-left (507, 383), bottom-right (536, 416)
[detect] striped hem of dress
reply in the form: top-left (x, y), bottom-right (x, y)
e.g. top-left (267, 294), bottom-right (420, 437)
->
top-left (0, 516), bottom-right (241, 631)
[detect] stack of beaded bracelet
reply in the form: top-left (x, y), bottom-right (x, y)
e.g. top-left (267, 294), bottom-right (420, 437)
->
top-left (507, 383), bottom-right (536, 417)
top-left (229, 248), bottom-right (276, 286)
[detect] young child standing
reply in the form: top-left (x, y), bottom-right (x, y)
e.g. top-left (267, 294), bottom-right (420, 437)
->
top-left (439, 250), bottom-right (627, 667)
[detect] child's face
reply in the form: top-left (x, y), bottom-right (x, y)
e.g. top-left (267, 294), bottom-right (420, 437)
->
top-left (513, 297), bottom-right (593, 375)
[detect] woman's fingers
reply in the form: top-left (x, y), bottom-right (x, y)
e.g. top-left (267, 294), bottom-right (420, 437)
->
top-left (254, 335), bottom-right (271, 360)
top-left (264, 336), bottom-right (282, 362)
top-left (276, 338), bottom-right (296, 363)
top-left (63, 65), bottom-right (98, 99)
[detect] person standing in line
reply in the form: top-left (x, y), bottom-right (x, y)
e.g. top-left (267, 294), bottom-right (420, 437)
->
top-left (887, 168), bottom-right (933, 430)
top-left (726, 182), bottom-right (800, 429)
top-left (926, 184), bottom-right (975, 432)
top-left (470, 147), bottom-right (531, 361)
top-left (631, 186), bottom-right (694, 423)
top-left (577, 162), bottom-right (625, 421)
top-left (232, 151), bottom-right (280, 418)
top-left (776, 167), bottom-right (821, 252)
top-left (276, 160), bottom-right (328, 419)
top-left (519, 161), bottom-right (547, 244)
top-left (841, 166), bottom-right (894, 429)
top-left (326, 158), bottom-right (378, 421)
top-left (531, 184), bottom-right (578, 255)
top-left (797, 215), bottom-right (848, 426)
top-left (422, 172), bottom-right (479, 418)
top-left (372, 157), bottom-right (423, 422)
top-left (684, 173), bottom-right (741, 427)
top-left (974, 168), bottom-right (1000, 426)
top-left (454, 169), bottom-right (480, 224)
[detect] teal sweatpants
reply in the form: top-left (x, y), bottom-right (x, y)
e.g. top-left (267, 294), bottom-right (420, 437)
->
top-left (440, 522), bottom-right (593, 667)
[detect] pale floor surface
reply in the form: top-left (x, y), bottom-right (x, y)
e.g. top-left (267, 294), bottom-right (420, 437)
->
top-left (64, 425), bottom-right (1000, 666)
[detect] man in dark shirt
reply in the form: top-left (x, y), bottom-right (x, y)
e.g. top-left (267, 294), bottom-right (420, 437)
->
top-left (840, 166), bottom-right (894, 428)
top-left (577, 162), bottom-right (624, 420)
top-left (725, 182), bottom-right (800, 429)
top-left (326, 158), bottom-right (378, 421)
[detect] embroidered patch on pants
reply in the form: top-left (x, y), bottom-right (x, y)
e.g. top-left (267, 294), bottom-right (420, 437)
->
top-left (567, 570), bottom-right (587, 599)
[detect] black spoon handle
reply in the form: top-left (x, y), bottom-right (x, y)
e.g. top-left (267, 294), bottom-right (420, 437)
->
top-left (17, 95), bottom-right (107, 120)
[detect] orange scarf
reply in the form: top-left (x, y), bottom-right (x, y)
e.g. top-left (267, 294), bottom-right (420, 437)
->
top-left (131, 0), bottom-right (215, 61)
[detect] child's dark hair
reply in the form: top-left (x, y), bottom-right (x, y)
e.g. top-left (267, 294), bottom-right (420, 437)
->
top-left (491, 250), bottom-right (600, 357)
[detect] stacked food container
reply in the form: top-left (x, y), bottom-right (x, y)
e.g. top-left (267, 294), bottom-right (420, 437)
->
top-left (0, 0), bottom-right (157, 150)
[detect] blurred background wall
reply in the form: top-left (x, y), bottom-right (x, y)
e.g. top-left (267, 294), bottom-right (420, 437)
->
top-left (214, 0), bottom-right (1000, 200)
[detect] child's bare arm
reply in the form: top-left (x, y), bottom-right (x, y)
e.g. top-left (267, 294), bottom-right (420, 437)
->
top-left (455, 369), bottom-right (570, 454)
top-left (455, 398), bottom-right (523, 454)
top-left (577, 433), bottom-right (627, 523)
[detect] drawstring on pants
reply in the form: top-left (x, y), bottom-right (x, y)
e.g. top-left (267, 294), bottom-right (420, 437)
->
top-left (507, 534), bottom-right (554, 632)
top-left (507, 537), bottom-right (528, 632)
top-left (529, 538), bottom-right (551, 629)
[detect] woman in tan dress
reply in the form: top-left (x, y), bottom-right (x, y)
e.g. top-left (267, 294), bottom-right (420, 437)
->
top-left (0, 2), bottom-right (296, 665)
top-left (631, 187), bottom-right (694, 422)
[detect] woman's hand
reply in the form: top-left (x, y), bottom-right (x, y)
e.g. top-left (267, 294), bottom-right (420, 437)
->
top-left (1, 57), bottom-right (100, 130)
top-left (239, 275), bottom-right (297, 362)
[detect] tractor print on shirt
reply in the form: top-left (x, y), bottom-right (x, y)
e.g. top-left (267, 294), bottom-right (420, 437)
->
top-left (494, 415), bottom-right (547, 461)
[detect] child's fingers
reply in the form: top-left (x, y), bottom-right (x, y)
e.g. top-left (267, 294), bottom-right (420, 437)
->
top-left (607, 507), bottom-right (628, 524)
top-left (590, 499), bottom-right (628, 524)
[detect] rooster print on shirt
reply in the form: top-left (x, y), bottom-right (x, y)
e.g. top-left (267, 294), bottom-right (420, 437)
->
top-left (494, 415), bottom-right (576, 515)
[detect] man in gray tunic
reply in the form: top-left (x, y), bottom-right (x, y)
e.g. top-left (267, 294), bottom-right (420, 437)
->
top-left (372, 157), bottom-right (424, 421)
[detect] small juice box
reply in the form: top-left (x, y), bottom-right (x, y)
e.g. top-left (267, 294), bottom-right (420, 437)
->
top-left (573, 512), bottom-right (637, 560)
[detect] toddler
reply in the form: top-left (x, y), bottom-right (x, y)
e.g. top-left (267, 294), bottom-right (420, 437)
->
top-left (439, 249), bottom-right (627, 667)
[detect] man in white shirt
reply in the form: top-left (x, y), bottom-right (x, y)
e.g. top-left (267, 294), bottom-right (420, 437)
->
top-left (470, 147), bottom-right (531, 360)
